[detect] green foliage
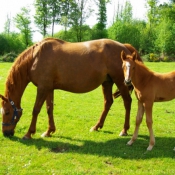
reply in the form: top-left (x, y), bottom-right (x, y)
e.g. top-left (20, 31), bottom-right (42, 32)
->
top-left (1, 52), bottom-right (17, 62)
top-left (0, 33), bottom-right (25, 56)
top-left (54, 25), bottom-right (92, 42)
top-left (149, 53), bottom-right (159, 62)
top-left (108, 20), bottom-right (143, 50)
top-left (1, 0), bottom-right (175, 61)
top-left (34, 0), bottom-right (51, 37)
top-left (1, 62), bottom-right (175, 174)
top-left (92, 0), bottom-right (107, 39)
top-left (14, 7), bottom-right (33, 47)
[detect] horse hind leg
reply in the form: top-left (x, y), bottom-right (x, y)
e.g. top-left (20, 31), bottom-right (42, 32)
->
top-left (90, 81), bottom-right (113, 131)
top-left (41, 90), bottom-right (56, 137)
top-left (117, 83), bottom-right (132, 136)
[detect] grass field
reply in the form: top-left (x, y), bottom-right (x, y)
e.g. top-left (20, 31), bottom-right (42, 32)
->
top-left (0, 62), bottom-right (175, 175)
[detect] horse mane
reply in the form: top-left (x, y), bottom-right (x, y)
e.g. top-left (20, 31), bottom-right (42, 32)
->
top-left (124, 44), bottom-right (143, 62)
top-left (113, 44), bottom-right (143, 99)
top-left (5, 45), bottom-right (35, 97)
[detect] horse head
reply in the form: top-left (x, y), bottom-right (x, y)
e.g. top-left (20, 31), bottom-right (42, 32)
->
top-left (0, 94), bottom-right (23, 137)
top-left (121, 51), bottom-right (137, 86)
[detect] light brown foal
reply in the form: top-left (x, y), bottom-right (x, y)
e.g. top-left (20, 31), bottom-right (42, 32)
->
top-left (121, 51), bottom-right (175, 150)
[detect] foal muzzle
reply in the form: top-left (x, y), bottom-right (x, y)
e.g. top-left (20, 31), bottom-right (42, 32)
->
top-left (124, 79), bottom-right (132, 86)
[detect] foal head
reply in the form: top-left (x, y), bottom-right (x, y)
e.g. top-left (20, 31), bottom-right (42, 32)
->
top-left (121, 51), bottom-right (137, 86)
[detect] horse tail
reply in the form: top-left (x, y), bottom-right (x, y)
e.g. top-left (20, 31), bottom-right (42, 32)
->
top-left (113, 44), bottom-right (142, 99)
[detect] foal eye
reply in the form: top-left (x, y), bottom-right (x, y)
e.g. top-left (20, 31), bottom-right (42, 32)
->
top-left (5, 111), bottom-right (10, 115)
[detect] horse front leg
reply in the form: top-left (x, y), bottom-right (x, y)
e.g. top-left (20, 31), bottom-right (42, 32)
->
top-left (41, 90), bottom-right (56, 137)
top-left (23, 87), bottom-right (49, 139)
top-left (90, 81), bottom-right (113, 131)
top-left (127, 100), bottom-right (144, 145)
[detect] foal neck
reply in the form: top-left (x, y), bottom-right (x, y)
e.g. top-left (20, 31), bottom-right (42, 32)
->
top-left (133, 61), bottom-right (153, 87)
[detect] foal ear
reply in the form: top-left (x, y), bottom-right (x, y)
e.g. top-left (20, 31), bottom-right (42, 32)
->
top-left (0, 94), bottom-right (8, 102)
top-left (132, 51), bottom-right (137, 61)
top-left (121, 50), bottom-right (127, 61)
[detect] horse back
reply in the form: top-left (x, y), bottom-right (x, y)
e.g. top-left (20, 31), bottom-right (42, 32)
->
top-left (30, 38), bottom-right (130, 92)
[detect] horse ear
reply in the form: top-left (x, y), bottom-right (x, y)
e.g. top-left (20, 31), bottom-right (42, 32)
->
top-left (121, 50), bottom-right (127, 61)
top-left (0, 94), bottom-right (8, 102)
top-left (132, 51), bottom-right (137, 61)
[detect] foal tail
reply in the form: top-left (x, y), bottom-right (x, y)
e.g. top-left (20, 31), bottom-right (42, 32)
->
top-left (113, 44), bottom-right (143, 99)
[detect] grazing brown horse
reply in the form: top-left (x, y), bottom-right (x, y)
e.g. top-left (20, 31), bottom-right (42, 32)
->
top-left (0, 38), bottom-right (141, 139)
top-left (121, 51), bottom-right (175, 150)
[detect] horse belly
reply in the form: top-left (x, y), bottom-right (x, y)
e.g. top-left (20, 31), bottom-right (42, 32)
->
top-left (53, 72), bottom-right (108, 93)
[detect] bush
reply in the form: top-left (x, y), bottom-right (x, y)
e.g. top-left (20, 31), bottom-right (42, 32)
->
top-left (1, 52), bottom-right (18, 62)
top-left (149, 53), bottom-right (159, 62)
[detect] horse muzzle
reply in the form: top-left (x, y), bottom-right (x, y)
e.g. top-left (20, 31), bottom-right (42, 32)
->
top-left (3, 130), bottom-right (14, 137)
top-left (124, 79), bottom-right (132, 86)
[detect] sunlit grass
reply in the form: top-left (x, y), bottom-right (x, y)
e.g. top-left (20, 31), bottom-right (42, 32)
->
top-left (0, 62), bottom-right (175, 175)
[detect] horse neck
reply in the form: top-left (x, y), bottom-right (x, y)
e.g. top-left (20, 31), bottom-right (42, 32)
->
top-left (5, 76), bottom-right (29, 108)
top-left (132, 61), bottom-right (153, 88)
top-left (5, 46), bottom-right (34, 108)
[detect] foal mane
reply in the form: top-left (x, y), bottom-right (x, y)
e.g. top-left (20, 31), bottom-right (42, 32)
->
top-left (5, 45), bottom-right (35, 97)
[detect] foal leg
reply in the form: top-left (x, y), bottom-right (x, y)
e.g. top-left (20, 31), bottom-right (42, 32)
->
top-left (144, 102), bottom-right (155, 151)
top-left (90, 81), bottom-right (113, 131)
top-left (41, 90), bottom-right (56, 137)
top-left (23, 87), bottom-right (49, 139)
top-left (127, 101), bottom-right (144, 145)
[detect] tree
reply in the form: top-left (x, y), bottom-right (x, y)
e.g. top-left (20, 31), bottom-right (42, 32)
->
top-left (68, 0), bottom-right (93, 42)
top-left (92, 0), bottom-right (107, 39)
top-left (14, 7), bottom-right (33, 48)
top-left (121, 0), bottom-right (133, 23)
top-left (48, 0), bottom-right (62, 36)
top-left (4, 14), bottom-right (11, 35)
top-left (34, 0), bottom-right (51, 37)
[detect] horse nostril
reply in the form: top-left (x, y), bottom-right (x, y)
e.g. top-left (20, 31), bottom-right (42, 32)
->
top-left (3, 130), bottom-right (14, 137)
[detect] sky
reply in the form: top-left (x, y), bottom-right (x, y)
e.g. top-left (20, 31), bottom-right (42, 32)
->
top-left (0, 0), bottom-right (168, 42)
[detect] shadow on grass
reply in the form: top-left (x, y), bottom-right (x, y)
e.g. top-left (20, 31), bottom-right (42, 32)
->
top-left (9, 134), bottom-right (175, 160)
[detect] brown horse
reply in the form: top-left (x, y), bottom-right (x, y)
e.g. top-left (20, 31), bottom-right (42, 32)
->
top-left (121, 51), bottom-right (175, 150)
top-left (0, 38), bottom-right (141, 139)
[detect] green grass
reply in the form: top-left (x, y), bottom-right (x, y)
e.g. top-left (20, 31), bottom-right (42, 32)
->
top-left (0, 62), bottom-right (175, 175)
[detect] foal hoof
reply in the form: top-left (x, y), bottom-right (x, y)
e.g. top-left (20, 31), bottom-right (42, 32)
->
top-left (147, 145), bottom-right (153, 151)
top-left (127, 140), bottom-right (133, 146)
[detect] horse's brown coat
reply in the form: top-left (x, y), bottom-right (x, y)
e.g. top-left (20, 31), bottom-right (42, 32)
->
top-left (0, 38), bottom-right (140, 138)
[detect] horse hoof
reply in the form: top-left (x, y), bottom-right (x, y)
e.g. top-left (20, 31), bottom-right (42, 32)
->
top-left (41, 132), bottom-right (51, 137)
top-left (119, 131), bottom-right (128, 136)
top-left (90, 126), bottom-right (98, 132)
top-left (22, 135), bottom-right (31, 140)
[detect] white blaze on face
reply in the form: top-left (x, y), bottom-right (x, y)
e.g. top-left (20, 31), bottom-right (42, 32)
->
top-left (125, 61), bottom-right (131, 82)
top-left (0, 108), bottom-right (4, 115)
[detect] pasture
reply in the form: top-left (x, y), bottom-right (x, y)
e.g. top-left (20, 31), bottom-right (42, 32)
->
top-left (0, 62), bottom-right (175, 175)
